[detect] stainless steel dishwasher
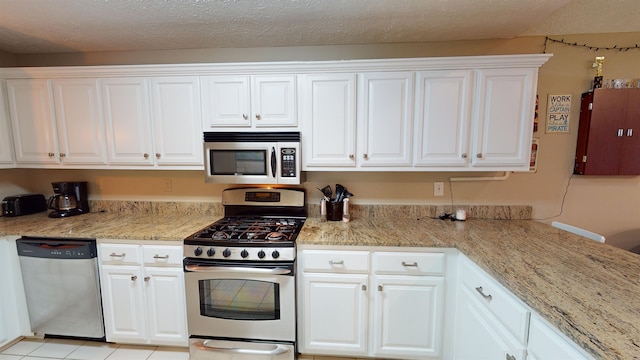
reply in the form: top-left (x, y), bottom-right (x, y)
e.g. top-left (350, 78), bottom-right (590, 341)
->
top-left (16, 237), bottom-right (105, 340)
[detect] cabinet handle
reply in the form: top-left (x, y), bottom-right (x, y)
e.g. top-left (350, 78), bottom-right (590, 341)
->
top-left (329, 260), bottom-right (344, 265)
top-left (361, 285), bottom-right (367, 291)
top-left (349, 154), bottom-right (355, 159)
top-left (628, 128), bottom-right (634, 137)
top-left (59, 153), bottom-right (66, 158)
top-left (618, 128), bottom-right (624, 137)
top-left (461, 153), bottom-right (468, 159)
top-left (144, 153), bottom-right (149, 159)
top-left (363, 154), bottom-right (368, 160)
top-left (155, 153), bottom-right (161, 159)
top-left (48, 152), bottom-right (55, 157)
top-left (506, 354), bottom-right (516, 360)
top-left (144, 276), bottom-right (150, 282)
top-left (153, 254), bottom-right (169, 260)
top-left (110, 252), bottom-right (125, 258)
top-left (131, 275), bottom-right (137, 281)
top-left (377, 285), bottom-right (383, 291)
top-left (242, 114), bottom-right (248, 120)
top-left (475, 286), bottom-right (493, 301)
top-left (402, 261), bottom-right (418, 267)
top-left (255, 114), bottom-right (261, 120)
top-left (476, 153), bottom-right (483, 159)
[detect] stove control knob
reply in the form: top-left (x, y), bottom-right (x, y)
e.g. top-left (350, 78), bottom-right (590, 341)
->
top-left (272, 250), bottom-right (280, 259)
top-left (223, 248), bottom-right (232, 258)
top-left (194, 247), bottom-right (203, 256)
top-left (257, 250), bottom-right (266, 259)
top-left (241, 249), bottom-right (249, 258)
top-left (207, 248), bottom-right (216, 257)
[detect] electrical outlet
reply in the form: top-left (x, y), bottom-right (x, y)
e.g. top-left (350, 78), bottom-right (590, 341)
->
top-left (434, 182), bottom-right (444, 197)
top-left (162, 179), bottom-right (172, 192)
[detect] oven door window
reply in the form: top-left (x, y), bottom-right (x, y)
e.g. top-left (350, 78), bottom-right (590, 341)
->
top-left (209, 150), bottom-right (267, 176)
top-left (199, 279), bottom-right (280, 321)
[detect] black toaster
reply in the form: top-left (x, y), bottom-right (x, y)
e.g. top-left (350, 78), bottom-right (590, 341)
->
top-left (1, 194), bottom-right (47, 217)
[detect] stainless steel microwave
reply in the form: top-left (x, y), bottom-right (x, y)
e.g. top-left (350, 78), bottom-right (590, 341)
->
top-left (203, 132), bottom-right (302, 185)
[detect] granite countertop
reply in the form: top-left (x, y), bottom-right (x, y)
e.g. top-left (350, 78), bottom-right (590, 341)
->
top-left (2, 207), bottom-right (639, 359)
top-left (299, 216), bottom-right (640, 360)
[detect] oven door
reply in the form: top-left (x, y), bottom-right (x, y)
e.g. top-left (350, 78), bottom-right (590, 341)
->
top-left (189, 338), bottom-right (295, 360)
top-left (184, 259), bottom-right (296, 342)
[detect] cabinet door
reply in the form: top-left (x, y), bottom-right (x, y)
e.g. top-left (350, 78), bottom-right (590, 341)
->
top-left (453, 286), bottom-right (526, 360)
top-left (145, 267), bottom-right (188, 346)
top-left (150, 76), bottom-right (203, 166)
top-left (372, 275), bottom-right (445, 359)
top-left (52, 78), bottom-right (106, 165)
top-left (300, 273), bottom-right (368, 356)
top-left (6, 79), bottom-right (59, 164)
top-left (102, 78), bottom-right (154, 165)
top-left (472, 68), bottom-right (536, 168)
top-left (0, 84), bottom-right (15, 166)
top-left (201, 75), bottom-right (251, 128)
top-left (358, 72), bottom-right (413, 167)
top-left (528, 315), bottom-right (593, 360)
top-left (252, 75), bottom-right (297, 127)
top-left (100, 265), bottom-right (147, 343)
top-left (619, 89), bottom-right (640, 174)
top-left (0, 238), bottom-right (30, 348)
top-left (414, 70), bottom-right (472, 167)
top-left (299, 74), bottom-right (357, 168)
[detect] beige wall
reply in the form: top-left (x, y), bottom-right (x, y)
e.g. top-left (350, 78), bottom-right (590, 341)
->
top-left (2, 33), bottom-right (639, 242)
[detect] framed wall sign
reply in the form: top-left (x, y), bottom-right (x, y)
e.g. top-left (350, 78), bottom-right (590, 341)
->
top-left (546, 94), bottom-right (571, 133)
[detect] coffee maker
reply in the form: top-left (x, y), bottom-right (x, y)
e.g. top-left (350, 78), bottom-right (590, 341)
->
top-left (48, 181), bottom-right (89, 218)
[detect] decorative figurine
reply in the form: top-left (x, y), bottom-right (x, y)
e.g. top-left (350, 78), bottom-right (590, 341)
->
top-left (592, 56), bottom-right (604, 89)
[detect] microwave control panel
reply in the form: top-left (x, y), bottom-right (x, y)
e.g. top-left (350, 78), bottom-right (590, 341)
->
top-left (281, 148), bottom-right (297, 177)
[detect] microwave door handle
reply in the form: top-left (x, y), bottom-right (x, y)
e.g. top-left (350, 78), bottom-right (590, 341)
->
top-left (185, 264), bottom-right (291, 275)
top-left (270, 146), bottom-right (277, 179)
top-left (193, 340), bottom-right (291, 356)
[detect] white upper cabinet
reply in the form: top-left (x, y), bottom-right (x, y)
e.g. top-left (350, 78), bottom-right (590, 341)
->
top-left (101, 77), bottom-right (154, 166)
top-left (299, 73), bottom-right (357, 168)
top-left (52, 78), bottom-right (106, 165)
top-left (357, 72), bottom-right (414, 167)
top-left (202, 74), bottom-right (297, 129)
top-left (471, 68), bottom-right (537, 169)
top-left (101, 76), bottom-right (202, 169)
top-left (414, 70), bottom-right (473, 167)
top-left (7, 78), bottom-right (105, 167)
top-left (0, 84), bottom-right (15, 167)
top-left (149, 76), bottom-right (202, 166)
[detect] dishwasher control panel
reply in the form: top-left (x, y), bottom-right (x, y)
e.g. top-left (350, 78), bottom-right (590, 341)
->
top-left (17, 237), bottom-right (97, 259)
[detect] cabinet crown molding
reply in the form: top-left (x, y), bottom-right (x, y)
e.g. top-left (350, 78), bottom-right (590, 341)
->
top-left (0, 54), bottom-right (552, 78)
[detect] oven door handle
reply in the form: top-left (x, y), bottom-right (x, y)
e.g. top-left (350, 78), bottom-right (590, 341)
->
top-left (193, 340), bottom-right (291, 355)
top-left (185, 264), bottom-right (292, 275)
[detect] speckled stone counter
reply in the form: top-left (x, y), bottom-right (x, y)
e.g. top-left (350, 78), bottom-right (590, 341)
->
top-left (298, 215), bottom-right (640, 360)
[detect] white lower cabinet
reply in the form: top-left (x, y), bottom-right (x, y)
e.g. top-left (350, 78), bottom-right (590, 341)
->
top-left (298, 248), bottom-right (447, 360)
top-left (527, 314), bottom-right (593, 360)
top-left (0, 237), bottom-right (31, 349)
top-left (99, 243), bottom-right (187, 347)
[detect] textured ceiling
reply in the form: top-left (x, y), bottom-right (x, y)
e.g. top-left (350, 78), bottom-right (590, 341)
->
top-left (0, 0), bottom-right (638, 55)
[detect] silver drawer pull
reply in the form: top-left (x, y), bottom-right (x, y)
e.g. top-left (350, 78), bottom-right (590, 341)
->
top-left (506, 354), bottom-right (516, 360)
top-left (475, 286), bottom-right (493, 301)
top-left (402, 261), bottom-right (418, 267)
top-left (329, 260), bottom-right (344, 265)
top-left (153, 254), bottom-right (169, 260)
top-left (110, 252), bottom-right (125, 258)
top-left (194, 340), bottom-right (290, 356)
top-left (131, 275), bottom-right (137, 281)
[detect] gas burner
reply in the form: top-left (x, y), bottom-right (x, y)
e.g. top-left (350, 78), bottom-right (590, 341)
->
top-left (212, 231), bottom-right (230, 240)
top-left (267, 232), bottom-right (287, 241)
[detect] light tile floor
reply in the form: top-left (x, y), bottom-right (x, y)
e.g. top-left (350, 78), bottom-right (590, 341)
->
top-left (0, 338), bottom-right (188, 360)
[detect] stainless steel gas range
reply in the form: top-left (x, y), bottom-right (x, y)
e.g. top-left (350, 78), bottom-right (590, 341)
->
top-left (183, 187), bottom-right (306, 360)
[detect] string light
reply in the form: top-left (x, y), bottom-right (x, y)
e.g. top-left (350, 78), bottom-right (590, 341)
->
top-left (543, 36), bottom-right (640, 53)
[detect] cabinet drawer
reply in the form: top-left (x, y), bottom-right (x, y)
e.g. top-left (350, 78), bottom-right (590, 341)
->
top-left (142, 245), bottom-right (183, 266)
top-left (301, 250), bottom-right (369, 273)
top-left (459, 256), bottom-right (530, 343)
top-left (100, 243), bottom-right (141, 265)
top-left (373, 252), bottom-right (445, 275)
